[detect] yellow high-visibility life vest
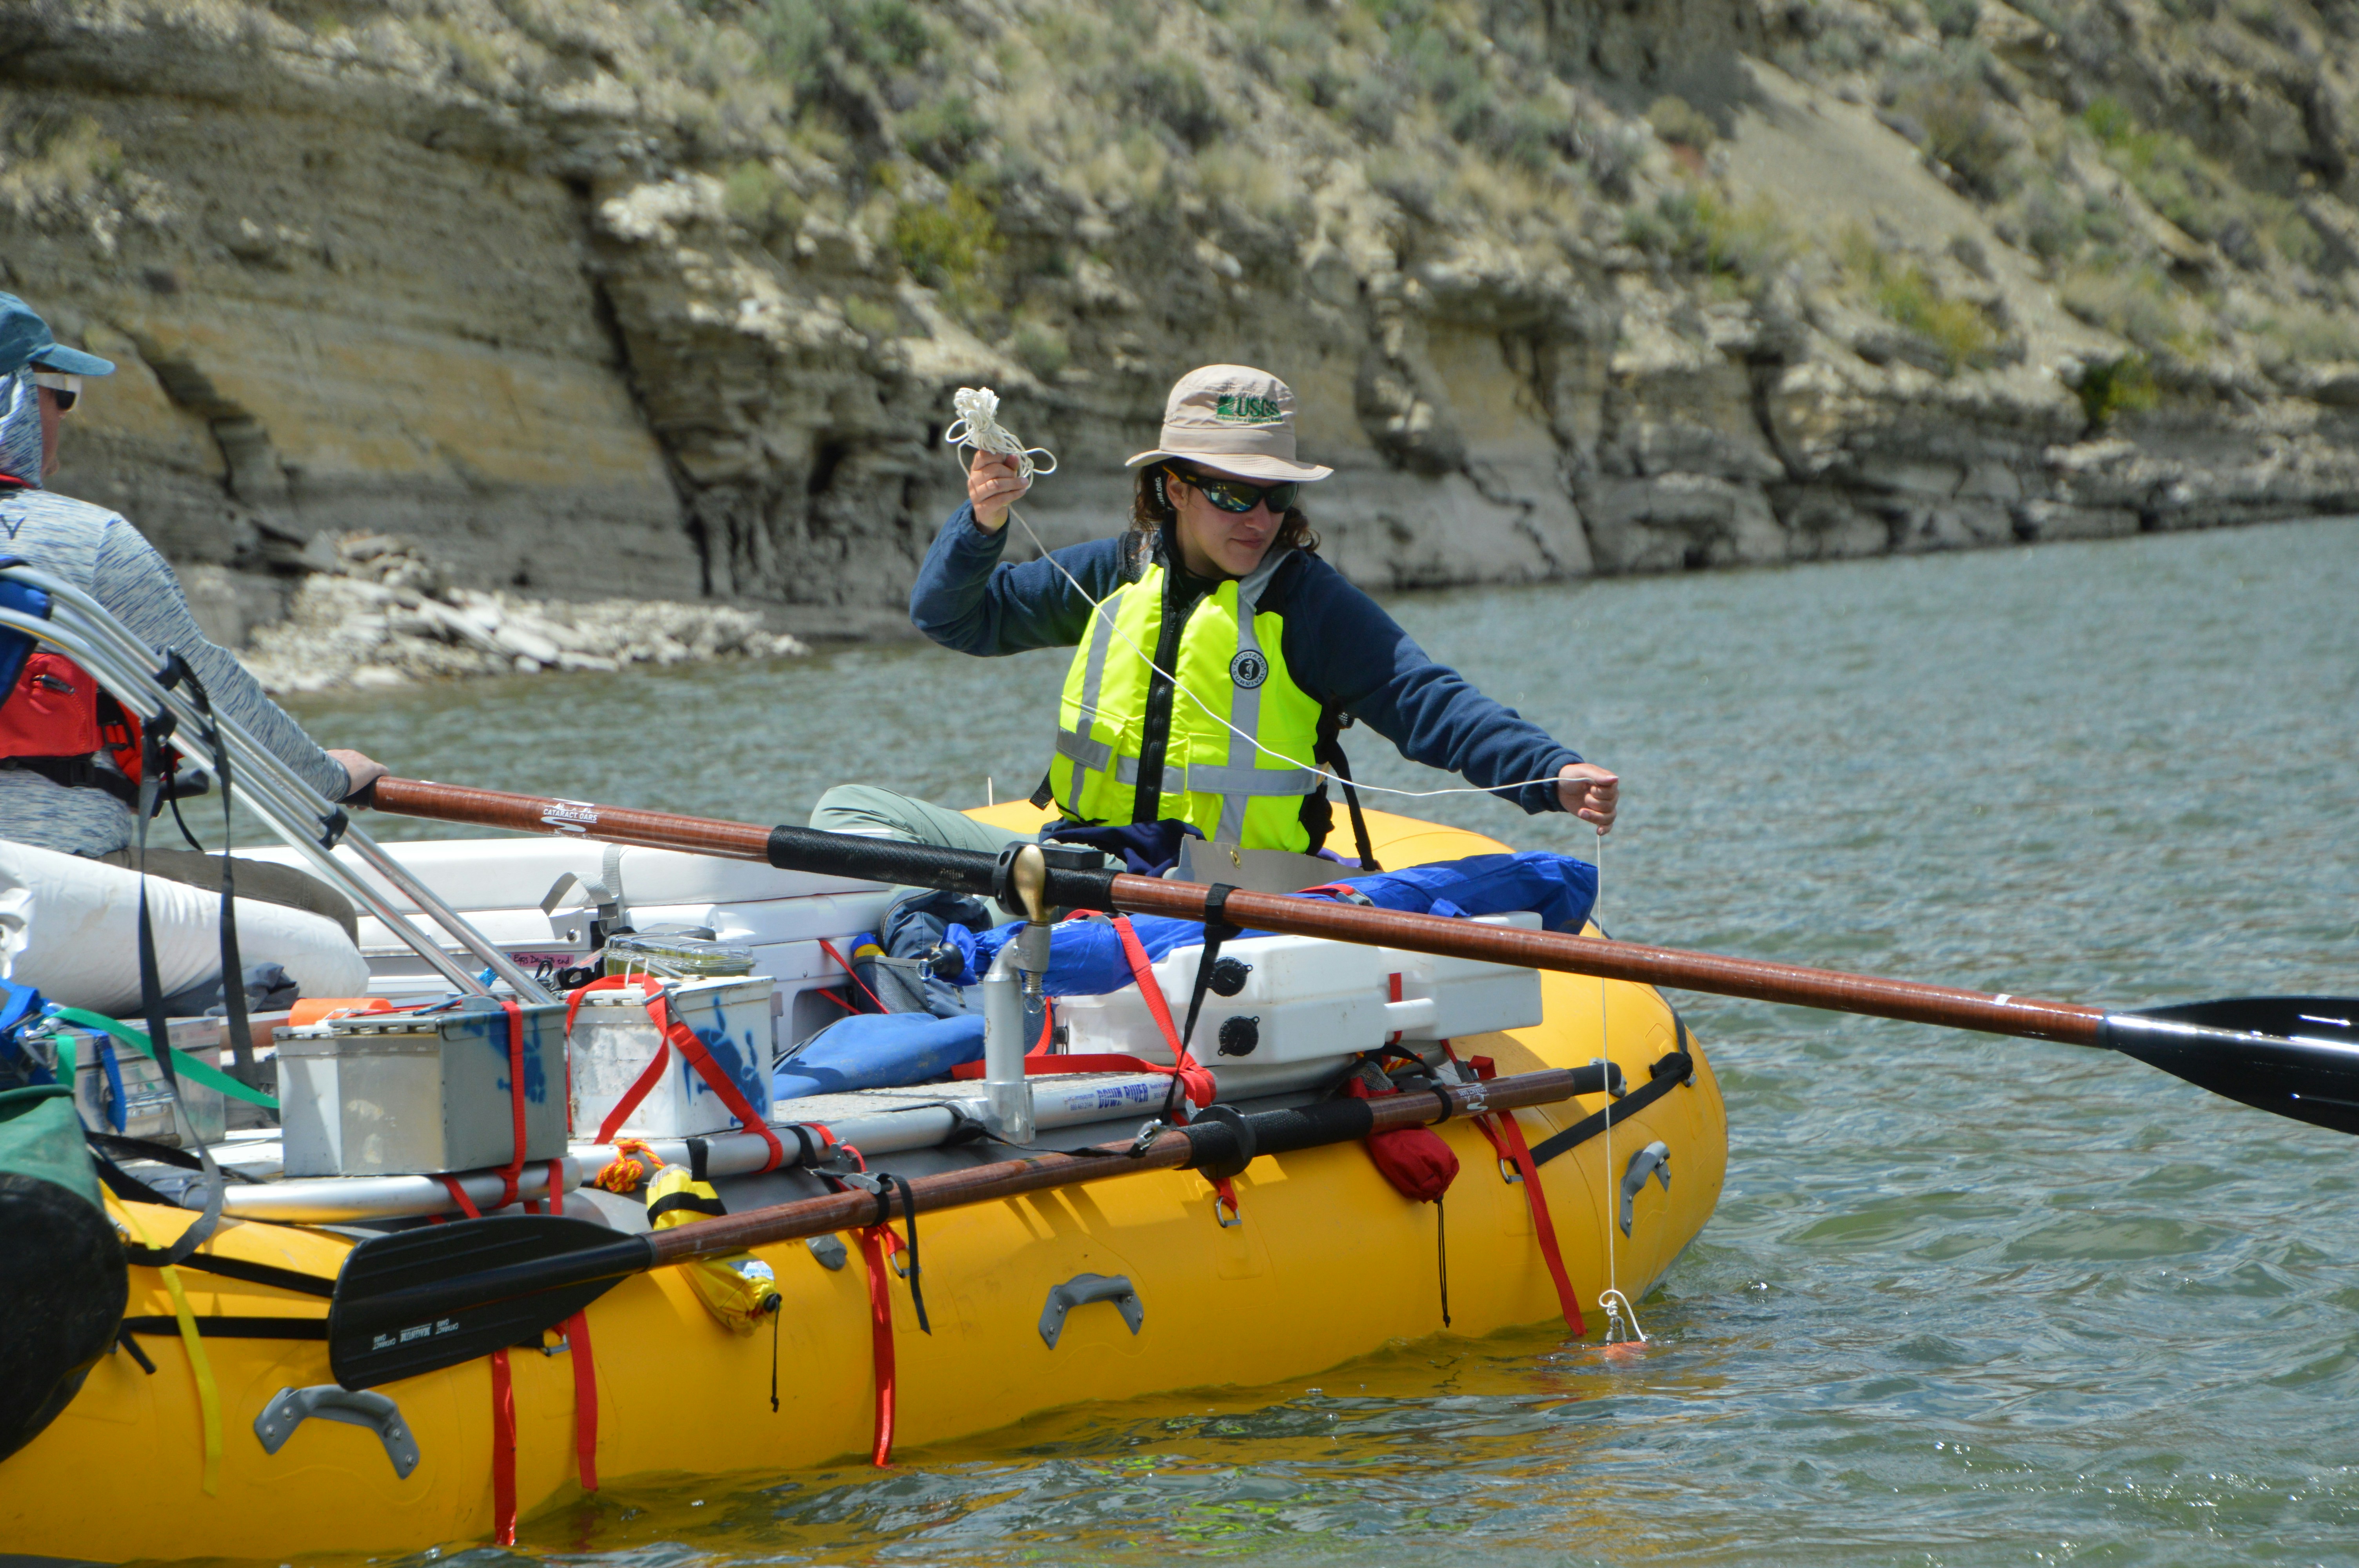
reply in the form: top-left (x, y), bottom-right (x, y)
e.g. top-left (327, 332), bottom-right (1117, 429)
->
top-left (1047, 549), bottom-right (1324, 851)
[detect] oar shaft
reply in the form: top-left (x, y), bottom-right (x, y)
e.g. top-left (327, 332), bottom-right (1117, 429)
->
top-left (369, 777), bottom-right (2107, 1050)
top-left (649, 1067), bottom-right (1590, 1266)
top-left (1109, 877), bottom-right (2109, 1048)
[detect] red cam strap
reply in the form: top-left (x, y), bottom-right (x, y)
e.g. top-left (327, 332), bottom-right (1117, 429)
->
top-left (1109, 916), bottom-right (1215, 1113)
top-left (1462, 1053), bottom-right (1585, 1336)
top-left (856, 1225), bottom-right (898, 1466)
top-left (433, 1179), bottom-right (523, 1543)
top-left (494, 999), bottom-right (528, 1210)
top-left (947, 1052), bottom-right (1165, 1081)
top-left (569, 977), bottom-right (784, 1171)
top-left (543, 1163), bottom-right (598, 1493)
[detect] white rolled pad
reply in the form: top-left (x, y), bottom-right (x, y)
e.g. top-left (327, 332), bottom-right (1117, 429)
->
top-left (0, 840), bottom-right (368, 1014)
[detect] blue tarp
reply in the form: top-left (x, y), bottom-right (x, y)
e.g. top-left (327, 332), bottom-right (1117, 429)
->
top-left (772, 1011), bottom-right (985, 1102)
top-left (767, 850), bottom-right (1598, 1102)
top-left (951, 849), bottom-right (1599, 996)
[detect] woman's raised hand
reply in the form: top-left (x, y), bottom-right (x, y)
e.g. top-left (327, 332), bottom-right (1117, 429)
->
top-left (967, 451), bottom-right (1030, 533)
top-left (1557, 762), bottom-right (1619, 833)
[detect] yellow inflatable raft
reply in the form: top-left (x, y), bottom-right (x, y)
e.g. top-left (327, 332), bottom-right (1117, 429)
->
top-left (0, 813), bottom-right (1727, 1563)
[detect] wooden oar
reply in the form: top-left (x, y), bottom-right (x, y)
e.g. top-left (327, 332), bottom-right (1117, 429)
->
top-left (368, 777), bottom-right (2359, 1139)
top-left (325, 1062), bottom-right (1610, 1389)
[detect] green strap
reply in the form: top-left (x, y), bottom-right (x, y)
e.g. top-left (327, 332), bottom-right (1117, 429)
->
top-left (45, 1007), bottom-right (279, 1111)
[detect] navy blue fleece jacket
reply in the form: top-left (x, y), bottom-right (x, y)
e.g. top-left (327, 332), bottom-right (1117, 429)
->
top-left (909, 505), bottom-right (1582, 815)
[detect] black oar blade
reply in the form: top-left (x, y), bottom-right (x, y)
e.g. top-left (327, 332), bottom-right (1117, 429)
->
top-left (2108, 997), bottom-right (2359, 1138)
top-left (329, 1215), bottom-right (647, 1390)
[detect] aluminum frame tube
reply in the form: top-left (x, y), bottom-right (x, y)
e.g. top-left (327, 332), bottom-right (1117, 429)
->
top-left (31, 579), bottom-right (549, 1000)
top-left (2, 568), bottom-right (549, 1001)
top-left (0, 602), bottom-right (490, 998)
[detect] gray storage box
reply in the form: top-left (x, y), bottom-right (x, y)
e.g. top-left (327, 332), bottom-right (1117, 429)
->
top-left (278, 1000), bottom-right (568, 1177)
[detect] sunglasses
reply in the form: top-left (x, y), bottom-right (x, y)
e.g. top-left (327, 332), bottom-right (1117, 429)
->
top-left (1173, 468), bottom-right (1299, 515)
top-left (31, 372), bottom-right (79, 414)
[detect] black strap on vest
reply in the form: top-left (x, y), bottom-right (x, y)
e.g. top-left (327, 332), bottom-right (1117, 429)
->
top-left (1314, 710), bottom-right (1381, 872)
top-left (0, 755), bottom-right (141, 805)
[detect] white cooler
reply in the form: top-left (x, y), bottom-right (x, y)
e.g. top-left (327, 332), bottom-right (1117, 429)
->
top-left (569, 976), bottom-right (777, 1139)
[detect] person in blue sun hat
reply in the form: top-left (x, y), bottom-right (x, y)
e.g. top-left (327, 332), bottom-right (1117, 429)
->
top-left (0, 295), bottom-right (384, 1012)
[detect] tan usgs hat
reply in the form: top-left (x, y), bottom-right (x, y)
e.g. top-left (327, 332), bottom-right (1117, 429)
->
top-left (1125, 365), bottom-right (1334, 484)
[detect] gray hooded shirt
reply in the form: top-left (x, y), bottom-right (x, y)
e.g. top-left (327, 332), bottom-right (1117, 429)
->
top-left (0, 366), bottom-right (349, 855)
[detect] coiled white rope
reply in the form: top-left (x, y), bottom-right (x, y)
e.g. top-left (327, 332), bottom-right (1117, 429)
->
top-left (945, 387), bottom-right (1057, 483)
top-left (942, 387), bottom-right (1591, 808)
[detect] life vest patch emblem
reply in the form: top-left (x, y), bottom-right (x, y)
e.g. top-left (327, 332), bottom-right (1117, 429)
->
top-left (1229, 648), bottom-right (1269, 689)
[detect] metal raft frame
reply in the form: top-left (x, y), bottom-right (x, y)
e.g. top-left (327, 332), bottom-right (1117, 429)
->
top-left (0, 563), bottom-right (554, 1005)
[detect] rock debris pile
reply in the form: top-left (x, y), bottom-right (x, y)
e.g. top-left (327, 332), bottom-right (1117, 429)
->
top-left (240, 534), bottom-right (808, 695)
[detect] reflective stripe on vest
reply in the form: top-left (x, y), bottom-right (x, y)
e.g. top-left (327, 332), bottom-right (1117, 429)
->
top-left (1050, 549), bottom-right (1323, 850)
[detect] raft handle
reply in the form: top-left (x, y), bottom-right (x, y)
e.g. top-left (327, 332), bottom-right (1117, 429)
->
top-left (1038, 1273), bottom-right (1144, 1348)
top-left (253, 1385), bottom-right (421, 1479)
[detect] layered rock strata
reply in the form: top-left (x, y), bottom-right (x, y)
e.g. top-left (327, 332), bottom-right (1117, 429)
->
top-left (2, 0), bottom-right (2352, 646)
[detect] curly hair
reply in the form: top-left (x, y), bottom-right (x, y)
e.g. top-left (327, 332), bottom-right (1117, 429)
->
top-left (1129, 463), bottom-right (1319, 563)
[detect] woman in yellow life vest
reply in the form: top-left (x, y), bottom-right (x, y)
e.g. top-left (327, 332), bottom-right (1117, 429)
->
top-left (812, 365), bottom-right (1615, 880)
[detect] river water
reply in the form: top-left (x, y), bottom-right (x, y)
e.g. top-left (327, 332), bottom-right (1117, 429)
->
top-left (294, 517), bottom-right (2359, 1568)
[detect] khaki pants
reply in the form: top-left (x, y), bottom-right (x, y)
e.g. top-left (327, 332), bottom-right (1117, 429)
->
top-left (97, 846), bottom-right (359, 943)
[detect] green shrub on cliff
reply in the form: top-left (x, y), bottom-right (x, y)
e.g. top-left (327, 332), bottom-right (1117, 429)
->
top-left (1627, 187), bottom-right (1793, 289)
top-left (891, 180), bottom-right (1001, 309)
top-left (2073, 354), bottom-right (2159, 425)
top-left (1840, 225), bottom-right (2004, 373)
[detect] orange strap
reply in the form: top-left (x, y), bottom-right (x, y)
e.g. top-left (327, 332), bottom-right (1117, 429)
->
top-left (494, 999), bottom-right (528, 1210)
top-left (818, 936), bottom-right (892, 1014)
top-left (1461, 1053), bottom-right (1584, 1335)
top-left (542, 1162), bottom-right (599, 1492)
top-left (434, 1178), bottom-right (523, 1542)
top-left (948, 1051), bottom-right (1166, 1081)
top-left (489, 1346), bottom-right (518, 1546)
top-left (856, 1225), bottom-right (898, 1466)
top-left (1109, 916), bottom-right (1216, 1113)
top-left (569, 978), bottom-right (784, 1171)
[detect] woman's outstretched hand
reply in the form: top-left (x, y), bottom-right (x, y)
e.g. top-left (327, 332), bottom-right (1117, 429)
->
top-left (1557, 763), bottom-right (1619, 833)
top-left (967, 451), bottom-right (1030, 533)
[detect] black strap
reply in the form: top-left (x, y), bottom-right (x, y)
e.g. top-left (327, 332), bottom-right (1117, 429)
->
top-left (1161, 882), bottom-right (1241, 1123)
top-left (686, 1136), bottom-right (711, 1184)
top-left (875, 1173), bottom-right (930, 1335)
top-left (85, 1130), bottom-right (261, 1181)
top-left (1434, 1194), bottom-right (1449, 1328)
top-left (1316, 715), bottom-right (1381, 872)
top-left (87, 1143), bottom-right (180, 1208)
top-left (175, 662), bottom-right (258, 1089)
top-left (129, 654), bottom-right (229, 1264)
top-left (115, 1327), bottom-right (158, 1374)
top-left (1177, 883), bottom-right (1241, 1054)
top-left (118, 1314), bottom-right (326, 1340)
top-left (645, 1189), bottom-right (728, 1224)
top-left (120, 1246), bottom-right (336, 1298)
top-left (1528, 1042), bottom-right (1695, 1169)
top-left (0, 755), bottom-right (140, 804)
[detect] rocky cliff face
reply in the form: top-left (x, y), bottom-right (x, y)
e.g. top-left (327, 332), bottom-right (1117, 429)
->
top-left (4, 0), bottom-right (2354, 643)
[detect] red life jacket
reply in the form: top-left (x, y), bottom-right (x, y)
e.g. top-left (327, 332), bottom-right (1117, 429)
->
top-left (0, 648), bottom-right (148, 804)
